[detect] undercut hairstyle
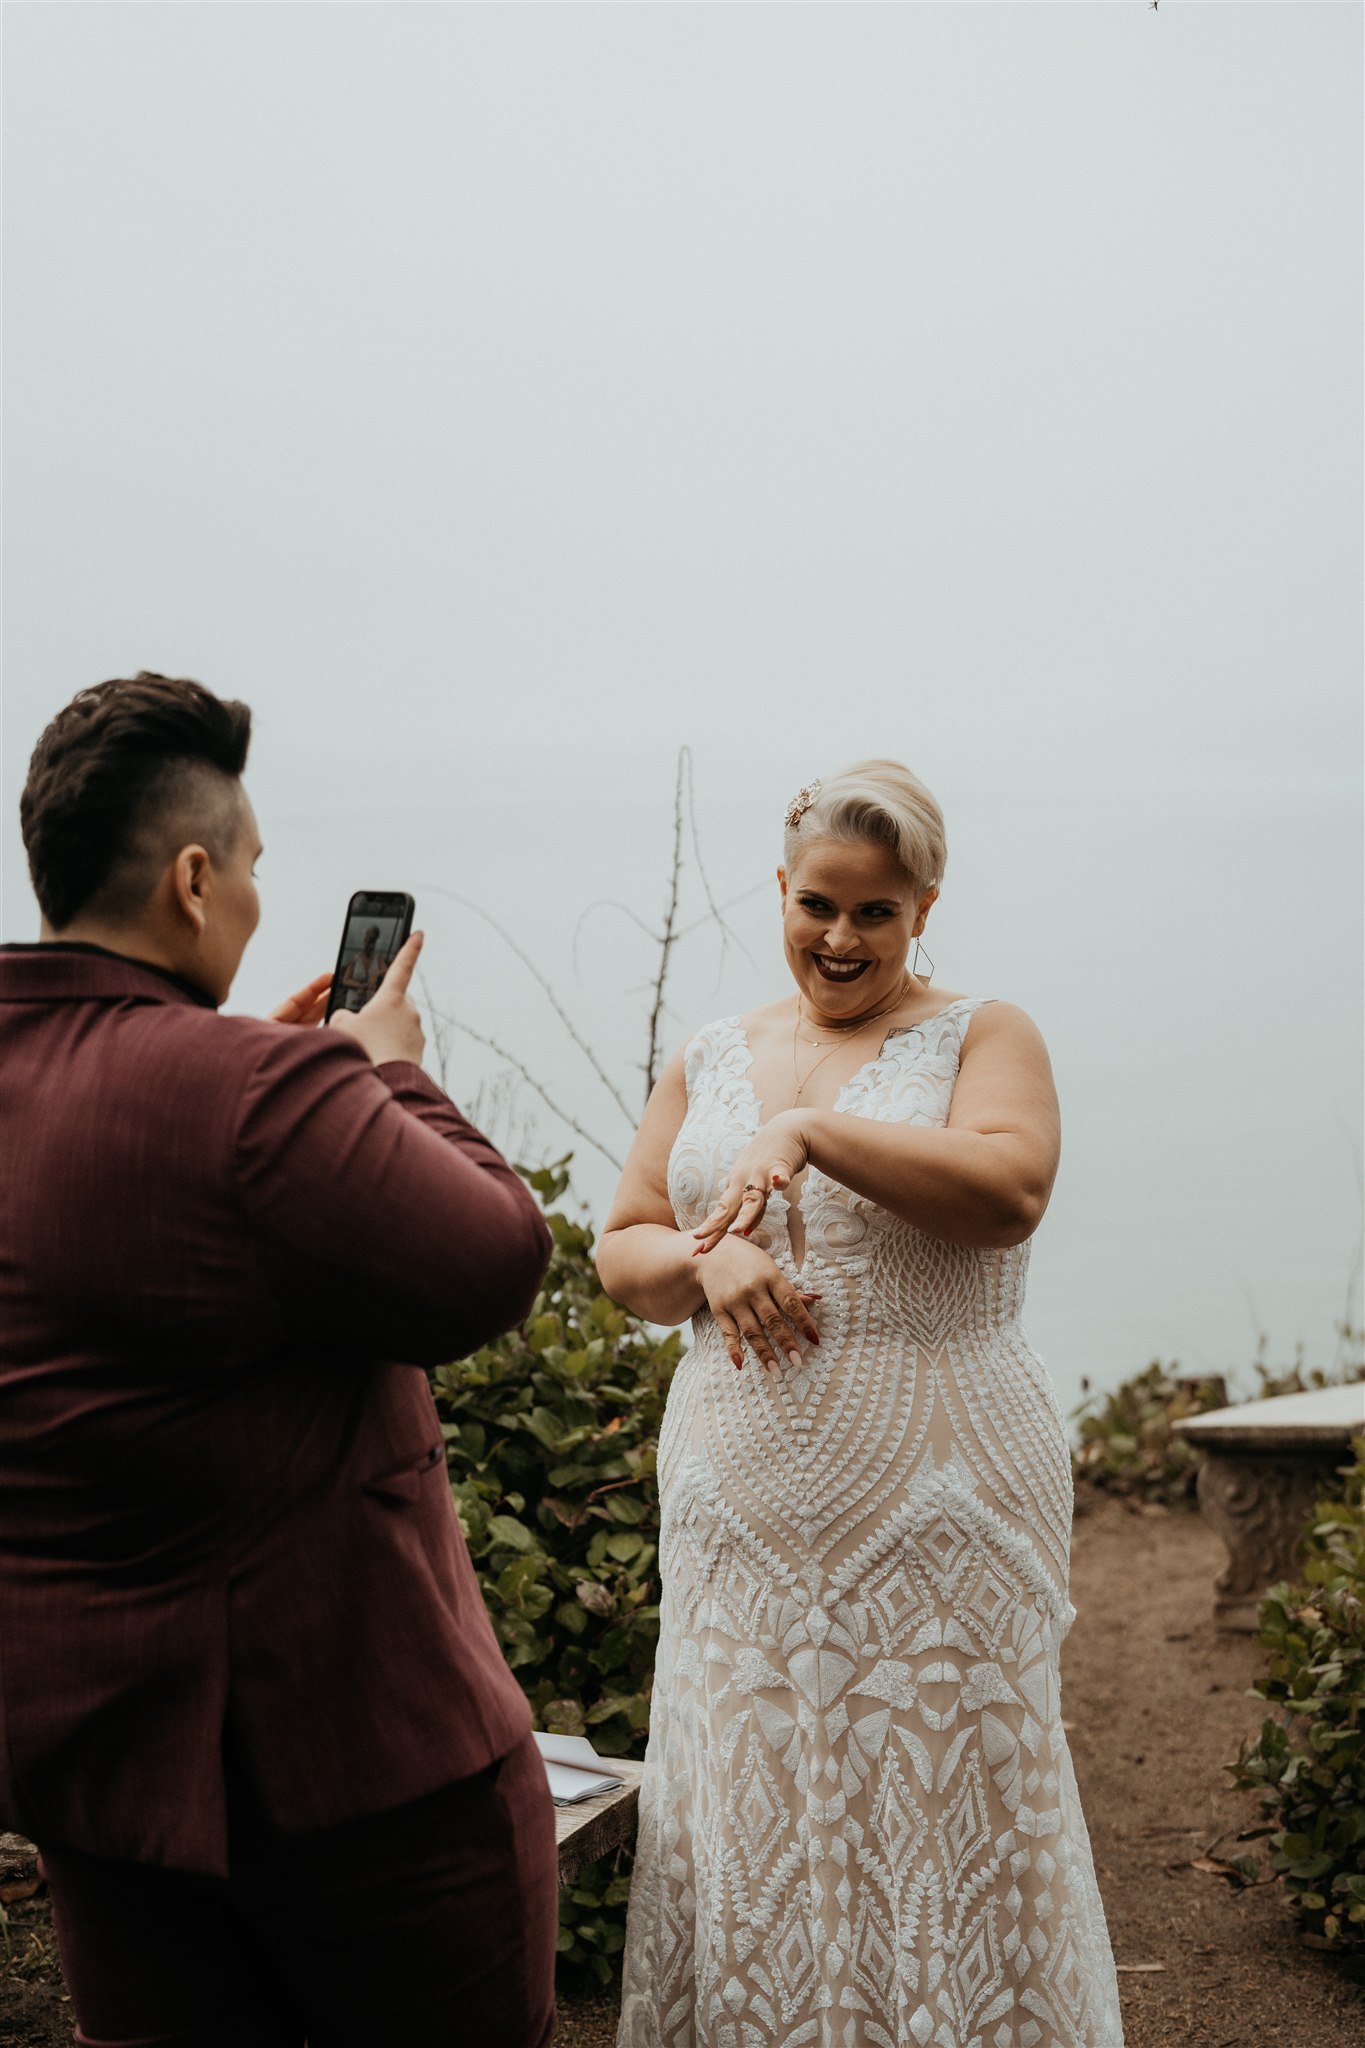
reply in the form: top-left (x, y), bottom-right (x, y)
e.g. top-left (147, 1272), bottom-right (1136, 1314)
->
top-left (20, 672), bottom-right (253, 930)
top-left (783, 758), bottom-right (947, 898)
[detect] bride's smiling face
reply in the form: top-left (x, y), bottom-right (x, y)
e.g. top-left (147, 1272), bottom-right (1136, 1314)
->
top-left (779, 836), bottom-right (938, 1023)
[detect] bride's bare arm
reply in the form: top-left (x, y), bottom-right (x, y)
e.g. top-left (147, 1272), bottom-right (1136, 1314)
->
top-left (597, 1047), bottom-right (825, 1370)
top-left (693, 1003), bottom-right (1060, 1253)
top-left (595, 1048), bottom-right (708, 1325)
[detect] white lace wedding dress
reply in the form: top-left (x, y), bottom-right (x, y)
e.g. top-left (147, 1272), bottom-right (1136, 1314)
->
top-left (617, 1002), bottom-right (1124, 2048)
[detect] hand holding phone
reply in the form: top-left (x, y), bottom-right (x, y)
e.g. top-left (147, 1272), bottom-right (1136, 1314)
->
top-left (324, 893), bottom-right (416, 1022)
top-left (329, 931), bottom-right (426, 1068)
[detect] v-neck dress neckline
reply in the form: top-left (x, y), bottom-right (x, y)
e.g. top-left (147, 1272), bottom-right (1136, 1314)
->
top-left (728, 998), bottom-right (982, 1275)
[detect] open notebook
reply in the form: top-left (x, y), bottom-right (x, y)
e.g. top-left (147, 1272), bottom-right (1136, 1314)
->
top-left (533, 1731), bottom-right (625, 1805)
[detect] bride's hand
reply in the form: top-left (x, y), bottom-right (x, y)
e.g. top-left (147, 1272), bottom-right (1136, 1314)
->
top-left (694, 1235), bottom-right (821, 1373)
top-left (692, 1112), bottom-right (811, 1255)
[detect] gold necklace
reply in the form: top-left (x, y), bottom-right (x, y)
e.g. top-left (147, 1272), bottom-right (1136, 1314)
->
top-left (790, 976), bottom-right (912, 1104)
top-left (794, 974), bottom-right (913, 1045)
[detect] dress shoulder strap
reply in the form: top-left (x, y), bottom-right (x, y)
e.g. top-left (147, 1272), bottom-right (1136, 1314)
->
top-left (870, 996), bottom-right (997, 1080)
top-left (950, 995), bottom-right (997, 1027)
top-left (881, 995), bottom-right (995, 1044)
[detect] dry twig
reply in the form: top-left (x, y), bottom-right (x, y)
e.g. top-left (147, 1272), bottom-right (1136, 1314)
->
top-left (417, 884), bottom-right (636, 1127)
top-left (428, 1003), bottom-right (624, 1172)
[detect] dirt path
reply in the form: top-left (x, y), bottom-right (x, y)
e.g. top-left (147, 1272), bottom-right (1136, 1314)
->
top-left (5, 1496), bottom-right (1362, 2046)
top-left (1058, 1491), bottom-right (1362, 2047)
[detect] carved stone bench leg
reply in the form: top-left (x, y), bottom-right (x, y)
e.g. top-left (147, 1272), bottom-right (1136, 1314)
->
top-left (1194, 1448), bottom-right (1342, 1630)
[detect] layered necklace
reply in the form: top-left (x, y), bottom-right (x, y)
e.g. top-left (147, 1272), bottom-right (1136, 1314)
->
top-left (790, 971), bottom-right (915, 1105)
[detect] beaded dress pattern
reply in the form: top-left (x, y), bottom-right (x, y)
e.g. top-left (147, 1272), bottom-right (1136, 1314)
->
top-left (618, 1002), bottom-right (1123, 2048)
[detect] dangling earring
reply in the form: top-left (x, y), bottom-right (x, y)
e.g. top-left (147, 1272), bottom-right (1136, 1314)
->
top-left (911, 937), bottom-right (934, 983)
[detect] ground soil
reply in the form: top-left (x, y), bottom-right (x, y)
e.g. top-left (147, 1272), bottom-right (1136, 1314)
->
top-left (1053, 1491), bottom-right (1362, 2047)
top-left (4, 1494), bottom-right (1362, 2046)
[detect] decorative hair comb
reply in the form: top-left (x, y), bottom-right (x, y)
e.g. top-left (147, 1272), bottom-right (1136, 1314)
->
top-left (784, 779), bottom-right (822, 829)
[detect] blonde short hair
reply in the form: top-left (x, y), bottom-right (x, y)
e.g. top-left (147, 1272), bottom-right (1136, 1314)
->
top-left (783, 759), bottom-right (946, 897)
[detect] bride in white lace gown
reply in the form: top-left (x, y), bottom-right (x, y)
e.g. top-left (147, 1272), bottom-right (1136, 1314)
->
top-left (596, 762), bottom-right (1123, 2048)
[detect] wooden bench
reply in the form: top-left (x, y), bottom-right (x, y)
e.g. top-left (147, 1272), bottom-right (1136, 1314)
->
top-left (1172, 1383), bottom-right (1364, 1630)
top-left (553, 1756), bottom-right (645, 1888)
top-left (0, 1763), bottom-right (646, 1907)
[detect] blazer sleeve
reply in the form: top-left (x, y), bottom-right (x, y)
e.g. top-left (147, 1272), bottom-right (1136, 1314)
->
top-left (233, 1029), bottom-right (553, 1364)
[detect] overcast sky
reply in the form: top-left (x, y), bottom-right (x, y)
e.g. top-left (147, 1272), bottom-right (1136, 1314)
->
top-left (3, 2), bottom-right (1361, 1410)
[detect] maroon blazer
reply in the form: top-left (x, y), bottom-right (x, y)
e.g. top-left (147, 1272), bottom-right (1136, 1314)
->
top-left (0, 944), bottom-right (552, 1876)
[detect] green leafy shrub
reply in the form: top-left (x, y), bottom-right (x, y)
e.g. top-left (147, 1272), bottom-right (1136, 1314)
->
top-left (1228, 1440), bottom-right (1365, 1965)
top-left (429, 1159), bottom-right (680, 1986)
top-left (1069, 1361), bottom-right (1228, 1506)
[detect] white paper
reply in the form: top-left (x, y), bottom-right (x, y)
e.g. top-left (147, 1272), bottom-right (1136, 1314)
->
top-left (533, 1730), bottom-right (624, 1804)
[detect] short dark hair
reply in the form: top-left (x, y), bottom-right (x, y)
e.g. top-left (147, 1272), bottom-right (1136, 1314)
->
top-left (20, 672), bottom-right (253, 930)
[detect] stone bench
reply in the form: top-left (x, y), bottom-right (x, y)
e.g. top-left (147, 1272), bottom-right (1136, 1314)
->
top-left (1172, 1383), bottom-right (1364, 1630)
top-left (0, 1828), bottom-right (40, 1903)
top-left (0, 1763), bottom-right (646, 1907)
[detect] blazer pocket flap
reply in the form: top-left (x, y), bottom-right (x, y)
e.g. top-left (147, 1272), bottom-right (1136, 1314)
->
top-left (361, 1441), bottom-right (443, 1505)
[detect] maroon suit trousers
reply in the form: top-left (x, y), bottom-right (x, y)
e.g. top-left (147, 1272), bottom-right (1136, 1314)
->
top-left (38, 1732), bottom-right (557, 2048)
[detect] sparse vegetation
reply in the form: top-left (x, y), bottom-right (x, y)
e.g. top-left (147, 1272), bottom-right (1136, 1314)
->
top-left (1069, 1334), bottom-right (1365, 1509)
top-left (1069, 1362), bottom-right (1228, 1506)
top-left (1228, 1442), bottom-right (1365, 1969)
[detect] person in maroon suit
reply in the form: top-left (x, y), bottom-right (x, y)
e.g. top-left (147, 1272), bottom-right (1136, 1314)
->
top-left (0, 674), bottom-right (558, 2047)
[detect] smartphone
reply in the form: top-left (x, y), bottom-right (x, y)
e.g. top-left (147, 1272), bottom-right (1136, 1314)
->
top-left (324, 892), bottom-right (416, 1021)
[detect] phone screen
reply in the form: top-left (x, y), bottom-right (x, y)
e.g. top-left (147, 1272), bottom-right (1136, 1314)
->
top-left (325, 892), bottom-right (415, 1021)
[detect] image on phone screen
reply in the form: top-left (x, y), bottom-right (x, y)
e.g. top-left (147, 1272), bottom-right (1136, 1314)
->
top-left (325, 893), bottom-right (415, 1020)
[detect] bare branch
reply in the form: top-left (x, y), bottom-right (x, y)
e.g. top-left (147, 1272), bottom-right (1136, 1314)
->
top-left (418, 757), bottom-right (760, 1150)
top-left (572, 897), bottom-right (661, 978)
top-left (642, 753), bottom-right (687, 1108)
top-left (682, 746), bottom-right (757, 980)
top-left (464, 1068), bottom-right (541, 1169)
top-left (575, 875), bottom-right (767, 979)
top-left (674, 877), bottom-right (770, 942)
top-left (417, 968), bottom-right (454, 1095)
top-left (415, 883), bottom-right (635, 1127)
top-left (429, 1004), bottom-right (624, 1173)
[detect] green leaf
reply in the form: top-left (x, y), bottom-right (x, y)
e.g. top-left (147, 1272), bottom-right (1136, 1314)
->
top-left (549, 1463), bottom-right (597, 1489)
top-left (496, 1556), bottom-right (542, 1602)
top-left (586, 1694), bottom-right (633, 1725)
